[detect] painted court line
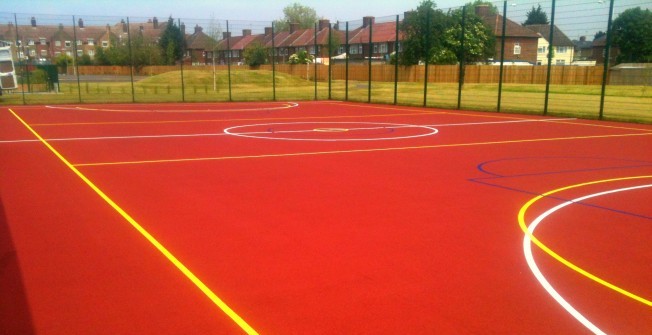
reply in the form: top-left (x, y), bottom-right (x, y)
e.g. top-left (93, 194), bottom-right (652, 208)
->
top-left (522, 180), bottom-right (652, 335)
top-left (7, 108), bottom-right (260, 335)
top-left (2, 118), bottom-right (575, 144)
top-left (72, 132), bottom-right (652, 167)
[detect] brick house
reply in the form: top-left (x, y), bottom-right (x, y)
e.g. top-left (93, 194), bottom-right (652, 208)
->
top-left (345, 16), bottom-right (402, 63)
top-left (475, 5), bottom-right (539, 64)
top-left (592, 35), bottom-right (619, 65)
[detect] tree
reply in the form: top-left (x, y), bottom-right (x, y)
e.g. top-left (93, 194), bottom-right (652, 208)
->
top-left (594, 31), bottom-right (606, 40)
top-left (159, 16), bottom-right (185, 65)
top-left (523, 4), bottom-right (549, 25)
top-left (54, 53), bottom-right (72, 73)
top-left (400, 0), bottom-right (452, 65)
top-left (243, 42), bottom-right (268, 67)
top-left (465, 0), bottom-right (498, 15)
top-left (288, 50), bottom-right (313, 64)
top-left (274, 3), bottom-right (319, 31)
top-left (445, 6), bottom-right (495, 63)
top-left (612, 7), bottom-right (652, 63)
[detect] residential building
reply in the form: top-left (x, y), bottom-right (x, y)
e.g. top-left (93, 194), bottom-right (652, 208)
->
top-left (475, 5), bottom-right (540, 64)
top-left (592, 35), bottom-right (619, 65)
top-left (345, 16), bottom-right (402, 63)
top-left (525, 24), bottom-right (575, 65)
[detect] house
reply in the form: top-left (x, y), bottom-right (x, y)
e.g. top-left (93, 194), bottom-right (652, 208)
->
top-left (475, 5), bottom-right (540, 64)
top-left (345, 16), bottom-right (402, 63)
top-left (592, 35), bottom-right (619, 65)
top-left (525, 24), bottom-right (575, 65)
top-left (185, 25), bottom-right (219, 65)
top-left (573, 35), bottom-right (593, 61)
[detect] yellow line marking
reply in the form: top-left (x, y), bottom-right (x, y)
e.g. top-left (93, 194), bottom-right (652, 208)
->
top-left (73, 132), bottom-right (652, 167)
top-left (8, 109), bottom-right (259, 335)
top-left (518, 176), bottom-right (652, 307)
top-left (551, 120), bottom-right (652, 132)
top-left (30, 112), bottom-right (444, 127)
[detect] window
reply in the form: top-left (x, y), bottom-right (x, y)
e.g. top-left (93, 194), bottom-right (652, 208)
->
top-left (350, 44), bottom-right (362, 55)
top-left (30, 49), bottom-right (36, 56)
top-left (66, 51), bottom-right (72, 57)
top-left (77, 50), bottom-right (83, 56)
top-left (55, 51), bottom-right (61, 56)
top-left (397, 42), bottom-right (402, 52)
top-left (102, 41), bottom-right (109, 48)
top-left (513, 42), bottom-right (521, 55)
top-left (76, 40), bottom-right (82, 46)
top-left (40, 50), bottom-right (47, 56)
top-left (557, 46), bottom-right (568, 53)
top-left (379, 43), bottom-right (388, 53)
top-left (373, 44), bottom-right (378, 54)
top-left (309, 46), bottom-right (315, 55)
top-left (88, 50), bottom-right (94, 57)
top-left (87, 38), bottom-right (94, 46)
top-left (555, 59), bottom-right (565, 65)
top-left (39, 38), bottom-right (46, 44)
top-left (338, 46), bottom-right (344, 54)
top-left (28, 39), bottom-right (34, 45)
top-left (538, 46), bottom-right (546, 54)
top-left (65, 41), bottom-right (71, 47)
top-left (55, 40), bottom-right (61, 47)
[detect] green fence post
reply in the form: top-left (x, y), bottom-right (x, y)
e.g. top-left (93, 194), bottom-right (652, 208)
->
top-left (272, 22), bottom-right (276, 101)
top-left (423, 9), bottom-right (431, 107)
top-left (543, 0), bottom-right (556, 116)
top-left (13, 14), bottom-right (26, 105)
top-left (599, 0), bottom-right (615, 120)
top-left (178, 19), bottom-right (185, 102)
top-left (226, 20), bottom-right (232, 101)
top-left (497, 1), bottom-right (507, 112)
top-left (126, 17), bottom-right (136, 102)
top-left (394, 15), bottom-right (399, 105)
top-left (314, 22), bottom-right (318, 100)
top-left (72, 16), bottom-right (81, 103)
top-left (457, 6), bottom-right (466, 110)
top-left (367, 19), bottom-right (372, 103)
top-left (345, 22), bottom-right (349, 101)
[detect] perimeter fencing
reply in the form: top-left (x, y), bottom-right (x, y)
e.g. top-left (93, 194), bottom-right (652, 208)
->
top-left (1, 0), bottom-right (651, 122)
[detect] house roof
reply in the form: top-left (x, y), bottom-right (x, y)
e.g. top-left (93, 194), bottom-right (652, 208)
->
top-left (478, 14), bottom-right (540, 38)
top-left (525, 24), bottom-right (574, 46)
top-left (186, 29), bottom-right (218, 50)
top-left (347, 20), bottom-right (404, 44)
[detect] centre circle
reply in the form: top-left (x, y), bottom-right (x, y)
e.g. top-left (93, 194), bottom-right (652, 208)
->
top-left (223, 121), bottom-right (439, 141)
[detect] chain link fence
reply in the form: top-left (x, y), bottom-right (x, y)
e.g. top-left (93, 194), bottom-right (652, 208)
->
top-left (1, 0), bottom-right (650, 122)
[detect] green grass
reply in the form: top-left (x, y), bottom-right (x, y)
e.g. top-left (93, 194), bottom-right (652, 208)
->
top-left (2, 69), bottom-right (650, 123)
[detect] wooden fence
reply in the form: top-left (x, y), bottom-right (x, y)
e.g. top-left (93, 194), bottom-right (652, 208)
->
top-left (75, 64), bottom-right (608, 85)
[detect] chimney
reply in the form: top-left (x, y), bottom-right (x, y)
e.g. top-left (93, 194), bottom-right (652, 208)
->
top-left (153, 17), bottom-right (159, 29)
top-left (106, 24), bottom-right (111, 32)
top-left (580, 36), bottom-right (586, 42)
top-left (242, 29), bottom-right (251, 36)
top-left (180, 22), bottom-right (186, 35)
top-left (475, 4), bottom-right (490, 17)
top-left (289, 22), bottom-right (299, 34)
top-left (195, 24), bottom-right (203, 34)
top-left (264, 27), bottom-right (273, 35)
top-left (334, 21), bottom-right (339, 30)
top-left (78, 18), bottom-right (84, 28)
top-left (121, 19), bottom-right (127, 33)
top-left (318, 19), bottom-right (330, 31)
top-left (31, 17), bottom-right (36, 27)
top-left (223, 32), bottom-right (231, 39)
top-left (362, 16), bottom-right (375, 28)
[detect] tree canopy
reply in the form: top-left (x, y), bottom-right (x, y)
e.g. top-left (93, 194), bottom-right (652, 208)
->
top-left (399, 0), bottom-right (493, 65)
top-left (274, 3), bottom-right (319, 31)
top-left (243, 42), bottom-right (268, 67)
top-left (612, 7), bottom-right (652, 63)
top-left (523, 4), bottom-right (549, 25)
top-left (159, 17), bottom-right (185, 65)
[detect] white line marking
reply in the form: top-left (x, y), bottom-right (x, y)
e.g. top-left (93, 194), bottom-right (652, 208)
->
top-left (43, 102), bottom-right (299, 113)
top-left (0, 117), bottom-right (575, 144)
top-left (524, 183), bottom-right (652, 335)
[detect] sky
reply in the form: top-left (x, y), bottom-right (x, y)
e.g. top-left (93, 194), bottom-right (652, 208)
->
top-left (1, 0), bottom-right (651, 39)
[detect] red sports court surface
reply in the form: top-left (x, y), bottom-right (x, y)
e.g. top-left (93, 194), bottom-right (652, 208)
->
top-left (1, 101), bottom-right (651, 334)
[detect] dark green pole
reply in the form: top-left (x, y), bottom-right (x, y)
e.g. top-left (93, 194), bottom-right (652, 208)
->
top-left (543, 0), bottom-right (556, 115)
top-left (72, 16), bottom-right (81, 103)
top-left (393, 15), bottom-right (399, 105)
top-left (13, 14), bottom-right (25, 105)
top-left (328, 23), bottom-right (332, 100)
top-left (345, 22), bottom-right (349, 101)
top-left (367, 19), bottom-right (372, 103)
top-left (314, 22), bottom-right (318, 100)
top-left (497, 1), bottom-right (507, 112)
top-left (599, 0), bottom-right (615, 120)
top-left (457, 6), bottom-right (466, 110)
top-left (226, 21), bottom-right (232, 101)
top-left (178, 19), bottom-right (185, 102)
top-left (423, 9), bottom-right (431, 107)
top-left (272, 22), bottom-right (276, 101)
top-left (126, 17), bottom-right (135, 102)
